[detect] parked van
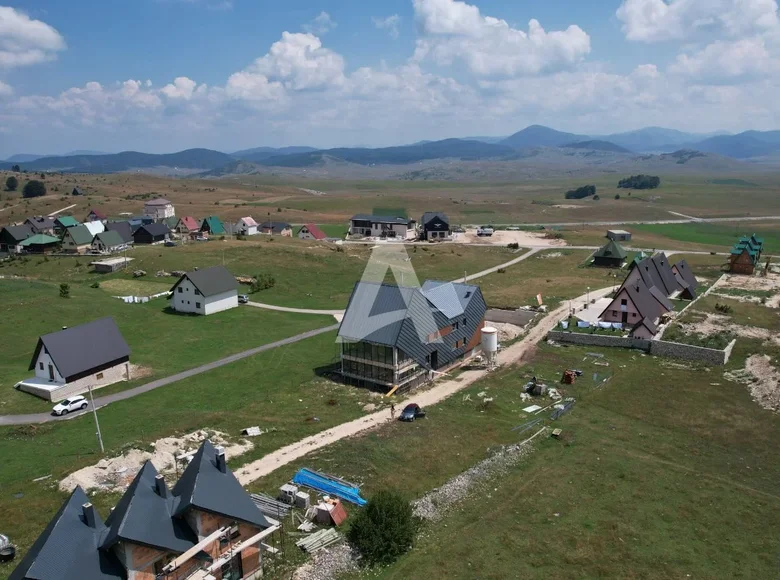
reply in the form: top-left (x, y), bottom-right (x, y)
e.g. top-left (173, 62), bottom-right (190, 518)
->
top-left (476, 225), bottom-right (495, 237)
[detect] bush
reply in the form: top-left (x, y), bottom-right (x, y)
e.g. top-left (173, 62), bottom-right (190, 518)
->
top-left (507, 242), bottom-right (520, 250)
top-left (347, 491), bottom-right (417, 566)
top-left (250, 273), bottom-right (276, 292)
top-left (593, 194), bottom-right (600, 200)
top-left (59, 283), bottom-right (70, 298)
top-left (5, 176), bottom-right (18, 191)
top-left (614, 194), bottom-right (620, 200)
top-left (564, 185), bottom-right (596, 199)
top-left (90, 281), bottom-right (100, 289)
top-left (23, 180), bottom-right (47, 198)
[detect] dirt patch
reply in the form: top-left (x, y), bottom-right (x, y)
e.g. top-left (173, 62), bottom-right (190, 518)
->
top-left (679, 312), bottom-right (780, 346)
top-left (59, 429), bottom-right (252, 493)
top-left (460, 229), bottom-right (567, 247)
top-left (492, 322), bottom-right (523, 342)
top-left (553, 204), bottom-right (584, 209)
top-left (725, 355), bottom-right (780, 412)
top-left (539, 251), bottom-right (563, 259)
top-left (129, 364), bottom-right (154, 380)
top-left (720, 273), bottom-right (780, 293)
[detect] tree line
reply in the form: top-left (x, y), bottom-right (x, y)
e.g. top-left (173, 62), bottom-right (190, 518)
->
top-left (618, 174), bottom-right (661, 189)
top-left (564, 184), bottom-right (597, 199)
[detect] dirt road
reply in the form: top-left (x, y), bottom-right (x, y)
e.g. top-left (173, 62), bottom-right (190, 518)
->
top-left (234, 285), bottom-right (613, 485)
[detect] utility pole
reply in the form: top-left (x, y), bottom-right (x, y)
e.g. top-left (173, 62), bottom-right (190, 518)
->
top-left (87, 384), bottom-right (104, 453)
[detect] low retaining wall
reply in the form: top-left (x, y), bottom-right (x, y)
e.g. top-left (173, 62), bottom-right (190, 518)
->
top-left (546, 331), bottom-right (734, 365)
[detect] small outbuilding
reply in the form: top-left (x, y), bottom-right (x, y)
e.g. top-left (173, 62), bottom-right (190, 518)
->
top-left (592, 239), bottom-right (627, 268)
top-left (16, 317), bottom-right (131, 401)
top-left (169, 265), bottom-right (239, 315)
top-left (260, 221), bottom-right (292, 236)
top-left (606, 229), bottom-right (632, 242)
top-left (236, 216), bottom-right (259, 236)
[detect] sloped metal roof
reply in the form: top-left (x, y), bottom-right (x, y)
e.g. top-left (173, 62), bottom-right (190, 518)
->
top-left (171, 265), bottom-right (238, 297)
top-left (55, 216), bottom-right (80, 228)
top-left (421, 212), bottom-right (449, 227)
top-left (102, 462), bottom-right (197, 554)
top-left (66, 224), bottom-right (95, 245)
top-left (19, 234), bottom-right (60, 246)
top-left (106, 221), bottom-right (134, 243)
top-left (28, 317), bottom-right (131, 382)
top-left (350, 214), bottom-right (408, 225)
top-left (173, 440), bottom-right (271, 529)
top-left (593, 239), bottom-right (627, 260)
top-left (673, 259), bottom-right (698, 297)
top-left (1, 224), bottom-right (34, 243)
top-left (95, 230), bottom-right (126, 248)
top-left (299, 223), bottom-right (327, 239)
top-left (9, 487), bottom-right (126, 580)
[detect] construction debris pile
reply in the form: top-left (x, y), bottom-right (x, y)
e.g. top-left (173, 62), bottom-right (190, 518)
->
top-left (296, 529), bottom-right (342, 554)
top-left (291, 543), bottom-right (358, 580)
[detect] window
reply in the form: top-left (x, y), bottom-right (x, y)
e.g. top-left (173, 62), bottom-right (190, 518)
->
top-left (178, 287), bottom-right (183, 294)
top-left (96, 373), bottom-right (104, 380)
top-left (453, 321), bottom-right (459, 331)
top-left (196, 302), bottom-right (201, 309)
top-left (620, 299), bottom-right (627, 306)
top-left (195, 289), bottom-right (201, 296)
top-left (39, 362), bottom-right (44, 370)
top-left (612, 310), bottom-right (617, 316)
top-left (632, 313), bottom-right (637, 318)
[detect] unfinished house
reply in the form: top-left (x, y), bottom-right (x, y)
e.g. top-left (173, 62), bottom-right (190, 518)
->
top-left (10, 441), bottom-right (278, 580)
top-left (338, 280), bottom-right (487, 392)
top-left (592, 239), bottom-right (627, 268)
top-left (729, 235), bottom-right (764, 275)
top-left (599, 279), bottom-right (673, 330)
top-left (143, 198), bottom-right (175, 220)
top-left (349, 214), bottom-right (412, 239)
top-left (420, 212), bottom-right (452, 241)
top-left (16, 317), bottom-right (131, 401)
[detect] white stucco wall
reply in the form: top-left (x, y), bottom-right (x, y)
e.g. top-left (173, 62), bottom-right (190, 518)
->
top-left (237, 222), bottom-right (258, 235)
top-left (34, 349), bottom-right (65, 382)
top-left (144, 204), bottom-right (175, 219)
top-left (204, 290), bottom-right (238, 315)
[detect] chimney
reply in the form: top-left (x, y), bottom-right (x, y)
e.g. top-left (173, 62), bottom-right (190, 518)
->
top-left (215, 446), bottom-right (226, 473)
top-left (155, 474), bottom-right (168, 498)
top-left (82, 503), bottom-right (98, 528)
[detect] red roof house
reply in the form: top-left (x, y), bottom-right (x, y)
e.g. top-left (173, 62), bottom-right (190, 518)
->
top-left (297, 223), bottom-right (327, 240)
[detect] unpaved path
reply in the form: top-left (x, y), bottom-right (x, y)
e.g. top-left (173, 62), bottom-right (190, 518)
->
top-left (234, 286), bottom-right (613, 485)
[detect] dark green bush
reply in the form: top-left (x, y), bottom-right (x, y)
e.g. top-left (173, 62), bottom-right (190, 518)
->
top-left (347, 491), bottom-right (417, 566)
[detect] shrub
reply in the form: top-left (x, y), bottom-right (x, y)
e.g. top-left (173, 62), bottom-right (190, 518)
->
top-left (5, 176), bottom-right (18, 191)
top-left (507, 242), bottom-right (520, 250)
top-left (614, 194), bottom-right (620, 200)
top-left (347, 491), bottom-right (417, 566)
top-left (564, 185), bottom-right (596, 199)
top-left (59, 283), bottom-right (70, 298)
top-left (23, 180), bottom-right (47, 198)
top-left (90, 281), bottom-right (100, 289)
top-left (593, 194), bottom-right (600, 200)
top-left (250, 273), bottom-right (276, 292)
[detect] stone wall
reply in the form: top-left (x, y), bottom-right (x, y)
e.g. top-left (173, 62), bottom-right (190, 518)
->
top-left (546, 331), bottom-right (734, 365)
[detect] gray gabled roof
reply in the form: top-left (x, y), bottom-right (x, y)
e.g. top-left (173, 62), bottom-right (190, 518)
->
top-left (25, 216), bottom-right (56, 231)
top-left (338, 283), bottom-right (417, 345)
top-left (94, 230), bottom-right (126, 248)
top-left (1, 224), bottom-right (34, 243)
top-left (651, 253), bottom-right (683, 295)
top-left (259, 221), bottom-right (291, 234)
top-left (171, 265), bottom-right (238, 297)
top-left (673, 259), bottom-right (698, 296)
top-left (9, 487), bottom-right (126, 580)
top-left (106, 221), bottom-right (134, 243)
top-left (631, 317), bottom-right (658, 335)
top-left (421, 280), bottom-right (478, 318)
top-left (421, 212), bottom-right (449, 227)
top-left (102, 462), bottom-right (197, 554)
top-left (134, 223), bottom-right (170, 237)
top-left (173, 440), bottom-right (271, 528)
top-left (144, 198), bottom-right (172, 206)
top-left (350, 214), bottom-right (408, 225)
top-left (602, 279), bottom-right (667, 323)
top-left (28, 317), bottom-right (130, 382)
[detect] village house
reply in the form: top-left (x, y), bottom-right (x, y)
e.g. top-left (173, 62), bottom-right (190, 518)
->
top-left (591, 239), bottom-right (627, 268)
top-left (19, 234), bottom-right (60, 254)
top-left (671, 259), bottom-right (698, 299)
top-left (54, 215), bottom-right (80, 236)
top-left (71, 186), bottom-right (84, 196)
top-left (61, 224), bottom-right (95, 254)
top-left (133, 223), bottom-right (170, 245)
top-left (169, 265), bottom-right (239, 316)
top-left (0, 224), bottom-right (34, 253)
top-left (599, 279), bottom-right (673, 329)
top-left (259, 221), bottom-right (292, 236)
top-left (84, 220), bottom-right (106, 237)
top-left (143, 198), bottom-right (175, 220)
top-left (92, 230), bottom-right (128, 254)
top-left (297, 223), bottom-right (328, 240)
top-left (349, 214), bottom-right (412, 239)
top-left (729, 234), bottom-right (764, 275)
top-left (24, 216), bottom-right (56, 236)
top-left (236, 217), bottom-right (259, 236)
top-left (420, 212), bottom-right (452, 241)
top-left (85, 208), bottom-right (108, 223)
top-left (9, 441), bottom-right (277, 580)
top-left (201, 216), bottom-right (226, 236)
top-left (15, 317), bottom-right (131, 402)
top-left (106, 221), bottom-right (135, 244)
top-left (175, 216), bottom-right (200, 236)
top-left (621, 253), bottom-right (688, 299)
top-left (338, 280), bottom-right (487, 392)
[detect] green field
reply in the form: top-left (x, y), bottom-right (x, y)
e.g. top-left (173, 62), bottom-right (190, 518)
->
top-left (0, 278), bottom-right (333, 414)
top-left (245, 342), bottom-right (780, 580)
top-left (632, 222), bottom-right (780, 251)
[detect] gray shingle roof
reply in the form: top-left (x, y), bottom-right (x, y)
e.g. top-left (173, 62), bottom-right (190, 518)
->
top-left (651, 253), bottom-right (683, 295)
top-left (259, 221), bottom-right (291, 234)
top-left (134, 223), bottom-right (170, 238)
top-left (26, 216), bottom-right (56, 232)
top-left (171, 265), bottom-right (238, 297)
top-left (173, 440), bottom-right (271, 528)
top-left (602, 279), bottom-right (668, 323)
top-left (673, 259), bottom-right (698, 297)
top-left (1, 224), bottom-right (34, 243)
top-left (9, 487), bottom-right (126, 580)
top-left (102, 462), bottom-right (197, 554)
top-left (144, 198), bottom-right (172, 206)
top-left (106, 221), bottom-right (134, 243)
top-left (421, 212), bottom-right (449, 227)
top-left (28, 317), bottom-right (130, 382)
top-left (350, 214), bottom-right (409, 225)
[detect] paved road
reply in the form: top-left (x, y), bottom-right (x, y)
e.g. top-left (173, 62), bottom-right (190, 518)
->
top-left (0, 324), bottom-right (339, 426)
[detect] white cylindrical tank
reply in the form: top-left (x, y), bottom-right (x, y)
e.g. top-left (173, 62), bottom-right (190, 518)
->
top-left (481, 326), bottom-right (498, 354)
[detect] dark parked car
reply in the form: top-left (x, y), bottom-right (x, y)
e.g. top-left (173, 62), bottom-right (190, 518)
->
top-left (238, 294), bottom-right (249, 304)
top-left (399, 403), bottom-right (426, 422)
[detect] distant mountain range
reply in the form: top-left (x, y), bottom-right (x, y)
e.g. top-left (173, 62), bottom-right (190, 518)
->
top-left (3, 126), bottom-right (780, 176)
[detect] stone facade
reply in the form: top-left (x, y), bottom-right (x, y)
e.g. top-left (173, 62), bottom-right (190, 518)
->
top-left (18, 361), bottom-right (131, 401)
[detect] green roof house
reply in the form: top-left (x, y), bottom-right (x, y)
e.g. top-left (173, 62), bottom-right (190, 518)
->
top-left (200, 216), bottom-right (225, 235)
top-left (593, 239), bottom-right (627, 268)
top-left (19, 234), bottom-right (60, 254)
top-left (62, 224), bottom-right (94, 254)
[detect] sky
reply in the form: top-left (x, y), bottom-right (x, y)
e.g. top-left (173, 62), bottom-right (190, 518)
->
top-left (1, 0), bottom-right (780, 157)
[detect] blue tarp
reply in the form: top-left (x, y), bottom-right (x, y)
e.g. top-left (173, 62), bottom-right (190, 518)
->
top-left (292, 468), bottom-right (368, 506)
top-left (577, 320), bottom-right (590, 328)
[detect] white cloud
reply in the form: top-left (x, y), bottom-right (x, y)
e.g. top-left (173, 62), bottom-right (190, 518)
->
top-left (0, 6), bottom-right (66, 68)
top-left (303, 11), bottom-right (337, 35)
top-left (670, 37), bottom-right (779, 81)
top-left (161, 76), bottom-right (199, 99)
top-left (0, 80), bottom-right (11, 96)
top-left (411, 0), bottom-right (590, 76)
top-left (617, 0), bottom-right (779, 43)
top-left (241, 32), bottom-right (345, 90)
top-left (373, 14), bottom-right (402, 39)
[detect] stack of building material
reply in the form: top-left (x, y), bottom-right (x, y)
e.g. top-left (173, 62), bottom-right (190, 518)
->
top-left (250, 493), bottom-right (292, 518)
top-left (295, 529), bottom-right (342, 553)
top-left (292, 468), bottom-right (367, 506)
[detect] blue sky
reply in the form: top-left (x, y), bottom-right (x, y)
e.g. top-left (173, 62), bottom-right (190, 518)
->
top-left (1, 0), bottom-right (779, 156)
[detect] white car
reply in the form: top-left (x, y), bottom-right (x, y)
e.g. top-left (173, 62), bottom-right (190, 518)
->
top-left (476, 225), bottom-right (495, 237)
top-left (52, 395), bottom-right (88, 416)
